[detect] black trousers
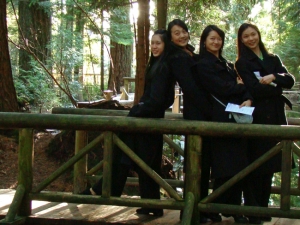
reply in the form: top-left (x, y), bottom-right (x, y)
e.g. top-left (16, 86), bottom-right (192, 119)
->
top-left (213, 176), bottom-right (243, 207)
top-left (92, 132), bottom-right (163, 200)
top-left (244, 173), bottom-right (273, 208)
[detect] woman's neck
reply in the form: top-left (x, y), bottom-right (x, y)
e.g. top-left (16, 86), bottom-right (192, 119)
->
top-left (252, 46), bottom-right (261, 58)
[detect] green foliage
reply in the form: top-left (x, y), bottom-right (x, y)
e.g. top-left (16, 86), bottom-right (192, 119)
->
top-left (110, 7), bottom-right (134, 45)
top-left (163, 135), bottom-right (184, 178)
top-left (271, 153), bottom-right (300, 207)
top-left (82, 84), bottom-right (103, 101)
top-left (13, 59), bottom-right (61, 112)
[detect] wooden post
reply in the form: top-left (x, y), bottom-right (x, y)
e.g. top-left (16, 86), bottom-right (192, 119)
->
top-left (18, 128), bottom-right (33, 217)
top-left (74, 130), bottom-right (88, 194)
top-left (185, 135), bottom-right (202, 224)
top-left (181, 192), bottom-right (195, 225)
top-left (172, 87), bottom-right (180, 113)
top-left (102, 131), bottom-right (113, 198)
top-left (5, 184), bottom-right (25, 222)
top-left (281, 140), bottom-right (292, 211)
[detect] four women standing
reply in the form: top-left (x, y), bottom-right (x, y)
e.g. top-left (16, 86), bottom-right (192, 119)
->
top-left (81, 20), bottom-right (295, 222)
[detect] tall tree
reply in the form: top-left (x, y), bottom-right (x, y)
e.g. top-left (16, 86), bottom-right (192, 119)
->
top-left (0, 1), bottom-right (19, 112)
top-left (18, 0), bottom-right (51, 75)
top-left (157, 0), bottom-right (168, 29)
top-left (134, 0), bottom-right (150, 104)
top-left (108, 6), bottom-right (133, 93)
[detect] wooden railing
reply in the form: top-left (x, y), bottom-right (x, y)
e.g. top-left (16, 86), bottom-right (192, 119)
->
top-left (0, 109), bottom-right (300, 225)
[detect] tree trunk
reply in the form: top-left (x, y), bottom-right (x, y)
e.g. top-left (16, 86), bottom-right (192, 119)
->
top-left (100, 9), bottom-right (105, 91)
top-left (157, 0), bottom-right (168, 29)
top-left (0, 1), bottom-right (19, 112)
top-left (108, 43), bottom-right (132, 93)
top-left (74, 10), bottom-right (85, 84)
top-left (108, 5), bottom-right (132, 94)
top-left (134, 0), bottom-right (150, 104)
top-left (18, 0), bottom-right (51, 75)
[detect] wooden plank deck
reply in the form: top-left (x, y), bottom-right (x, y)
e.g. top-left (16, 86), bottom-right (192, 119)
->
top-left (1, 189), bottom-right (300, 225)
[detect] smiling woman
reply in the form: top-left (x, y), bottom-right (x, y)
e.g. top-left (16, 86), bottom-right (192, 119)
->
top-left (151, 34), bottom-right (165, 57)
top-left (235, 22), bottom-right (295, 223)
top-left (193, 24), bottom-right (254, 224)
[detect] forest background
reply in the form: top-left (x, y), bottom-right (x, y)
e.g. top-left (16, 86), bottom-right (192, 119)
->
top-left (0, 0), bottom-right (299, 206)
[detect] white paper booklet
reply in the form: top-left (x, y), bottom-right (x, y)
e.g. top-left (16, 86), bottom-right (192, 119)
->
top-left (225, 103), bottom-right (254, 115)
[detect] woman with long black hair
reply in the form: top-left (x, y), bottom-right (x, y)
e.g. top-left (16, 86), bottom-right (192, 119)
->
top-left (193, 24), bottom-right (253, 224)
top-left (235, 22), bottom-right (295, 222)
top-left (80, 29), bottom-right (175, 217)
top-left (166, 19), bottom-right (212, 223)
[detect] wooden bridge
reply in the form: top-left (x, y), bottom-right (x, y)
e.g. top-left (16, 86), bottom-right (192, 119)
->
top-left (1, 108), bottom-right (300, 224)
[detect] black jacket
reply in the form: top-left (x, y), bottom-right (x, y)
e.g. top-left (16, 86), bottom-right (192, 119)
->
top-left (194, 51), bottom-right (252, 178)
top-left (194, 51), bottom-right (253, 123)
top-left (167, 43), bottom-right (212, 121)
top-left (235, 47), bottom-right (295, 174)
top-left (128, 61), bottom-right (175, 118)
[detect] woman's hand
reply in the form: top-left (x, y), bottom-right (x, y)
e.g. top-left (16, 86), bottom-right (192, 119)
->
top-left (237, 77), bottom-right (244, 84)
top-left (260, 74), bottom-right (275, 85)
top-left (240, 99), bottom-right (252, 107)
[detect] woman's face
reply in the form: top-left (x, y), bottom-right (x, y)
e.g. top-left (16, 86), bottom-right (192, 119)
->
top-left (170, 25), bottom-right (189, 48)
top-left (205, 30), bottom-right (222, 56)
top-left (151, 34), bottom-right (165, 57)
top-left (241, 27), bottom-right (260, 51)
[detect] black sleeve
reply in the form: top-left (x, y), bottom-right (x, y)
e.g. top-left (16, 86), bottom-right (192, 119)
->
top-left (128, 65), bottom-right (174, 117)
top-left (195, 62), bottom-right (248, 97)
top-left (235, 59), bottom-right (283, 98)
top-left (170, 55), bottom-right (207, 103)
top-left (272, 55), bottom-right (295, 89)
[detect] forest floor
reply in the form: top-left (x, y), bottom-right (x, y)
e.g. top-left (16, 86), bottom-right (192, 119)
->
top-left (0, 132), bottom-right (73, 192)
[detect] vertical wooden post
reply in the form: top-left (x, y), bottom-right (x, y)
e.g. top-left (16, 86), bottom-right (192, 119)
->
top-left (18, 128), bottom-right (33, 216)
top-left (73, 130), bottom-right (88, 194)
top-left (281, 140), bottom-right (292, 211)
top-left (172, 87), bottom-right (180, 113)
top-left (185, 135), bottom-right (202, 224)
top-left (102, 131), bottom-right (113, 198)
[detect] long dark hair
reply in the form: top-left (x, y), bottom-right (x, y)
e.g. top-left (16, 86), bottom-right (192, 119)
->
top-left (237, 22), bottom-right (269, 59)
top-left (199, 25), bottom-right (225, 57)
top-left (167, 19), bottom-right (189, 42)
top-left (145, 29), bottom-right (169, 80)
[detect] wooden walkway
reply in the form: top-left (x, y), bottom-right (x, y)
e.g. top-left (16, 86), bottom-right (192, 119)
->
top-left (1, 189), bottom-right (300, 225)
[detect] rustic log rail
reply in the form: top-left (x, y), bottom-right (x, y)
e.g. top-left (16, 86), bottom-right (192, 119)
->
top-left (0, 109), bottom-right (299, 225)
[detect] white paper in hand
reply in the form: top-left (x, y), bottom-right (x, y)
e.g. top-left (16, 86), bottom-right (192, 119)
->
top-left (254, 71), bottom-right (277, 87)
top-left (225, 103), bottom-right (254, 115)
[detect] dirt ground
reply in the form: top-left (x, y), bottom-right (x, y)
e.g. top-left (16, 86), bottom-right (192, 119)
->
top-left (0, 132), bottom-right (73, 192)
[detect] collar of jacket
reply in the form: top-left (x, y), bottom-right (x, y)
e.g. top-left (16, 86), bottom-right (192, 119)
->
top-left (241, 46), bottom-right (272, 61)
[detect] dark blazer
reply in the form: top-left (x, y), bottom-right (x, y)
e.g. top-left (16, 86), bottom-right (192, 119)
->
top-left (235, 47), bottom-right (295, 174)
top-left (128, 61), bottom-right (174, 118)
top-left (167, 43), bottom-right (212, 121)
top-left (194, 51), bottom-right (252, 178)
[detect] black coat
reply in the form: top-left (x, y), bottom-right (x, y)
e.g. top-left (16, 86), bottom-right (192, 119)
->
top-left (194, 52), bottom-right (253, 178)
top-left (119, 59), bottom-right (175, 200)
top-left (128, 61), bottom-right (174, 118)
top-left (167, 43), bottom-right (212, 121)
top-left (235, 48), bottom-right (295, 174)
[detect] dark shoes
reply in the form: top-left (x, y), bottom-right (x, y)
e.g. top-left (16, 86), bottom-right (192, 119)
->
top-left (207, 213), bottom-right (222, 222)
top-left (248, 216), bottom-right (262, 224)
top-left (78, 187), bottom-right (97, 195)
top-left (233, 215), bottom-right (249, 224)
top-left (78, 187), bottom-right (92, 195)
top-left (260, 216), bottom-right (271, 221)
top-left (136, 208), bottom-right (163, 217)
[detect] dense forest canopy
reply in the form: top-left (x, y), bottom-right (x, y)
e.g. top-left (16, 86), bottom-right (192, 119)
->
top-left (2, 0), bottom-right (300, 111)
